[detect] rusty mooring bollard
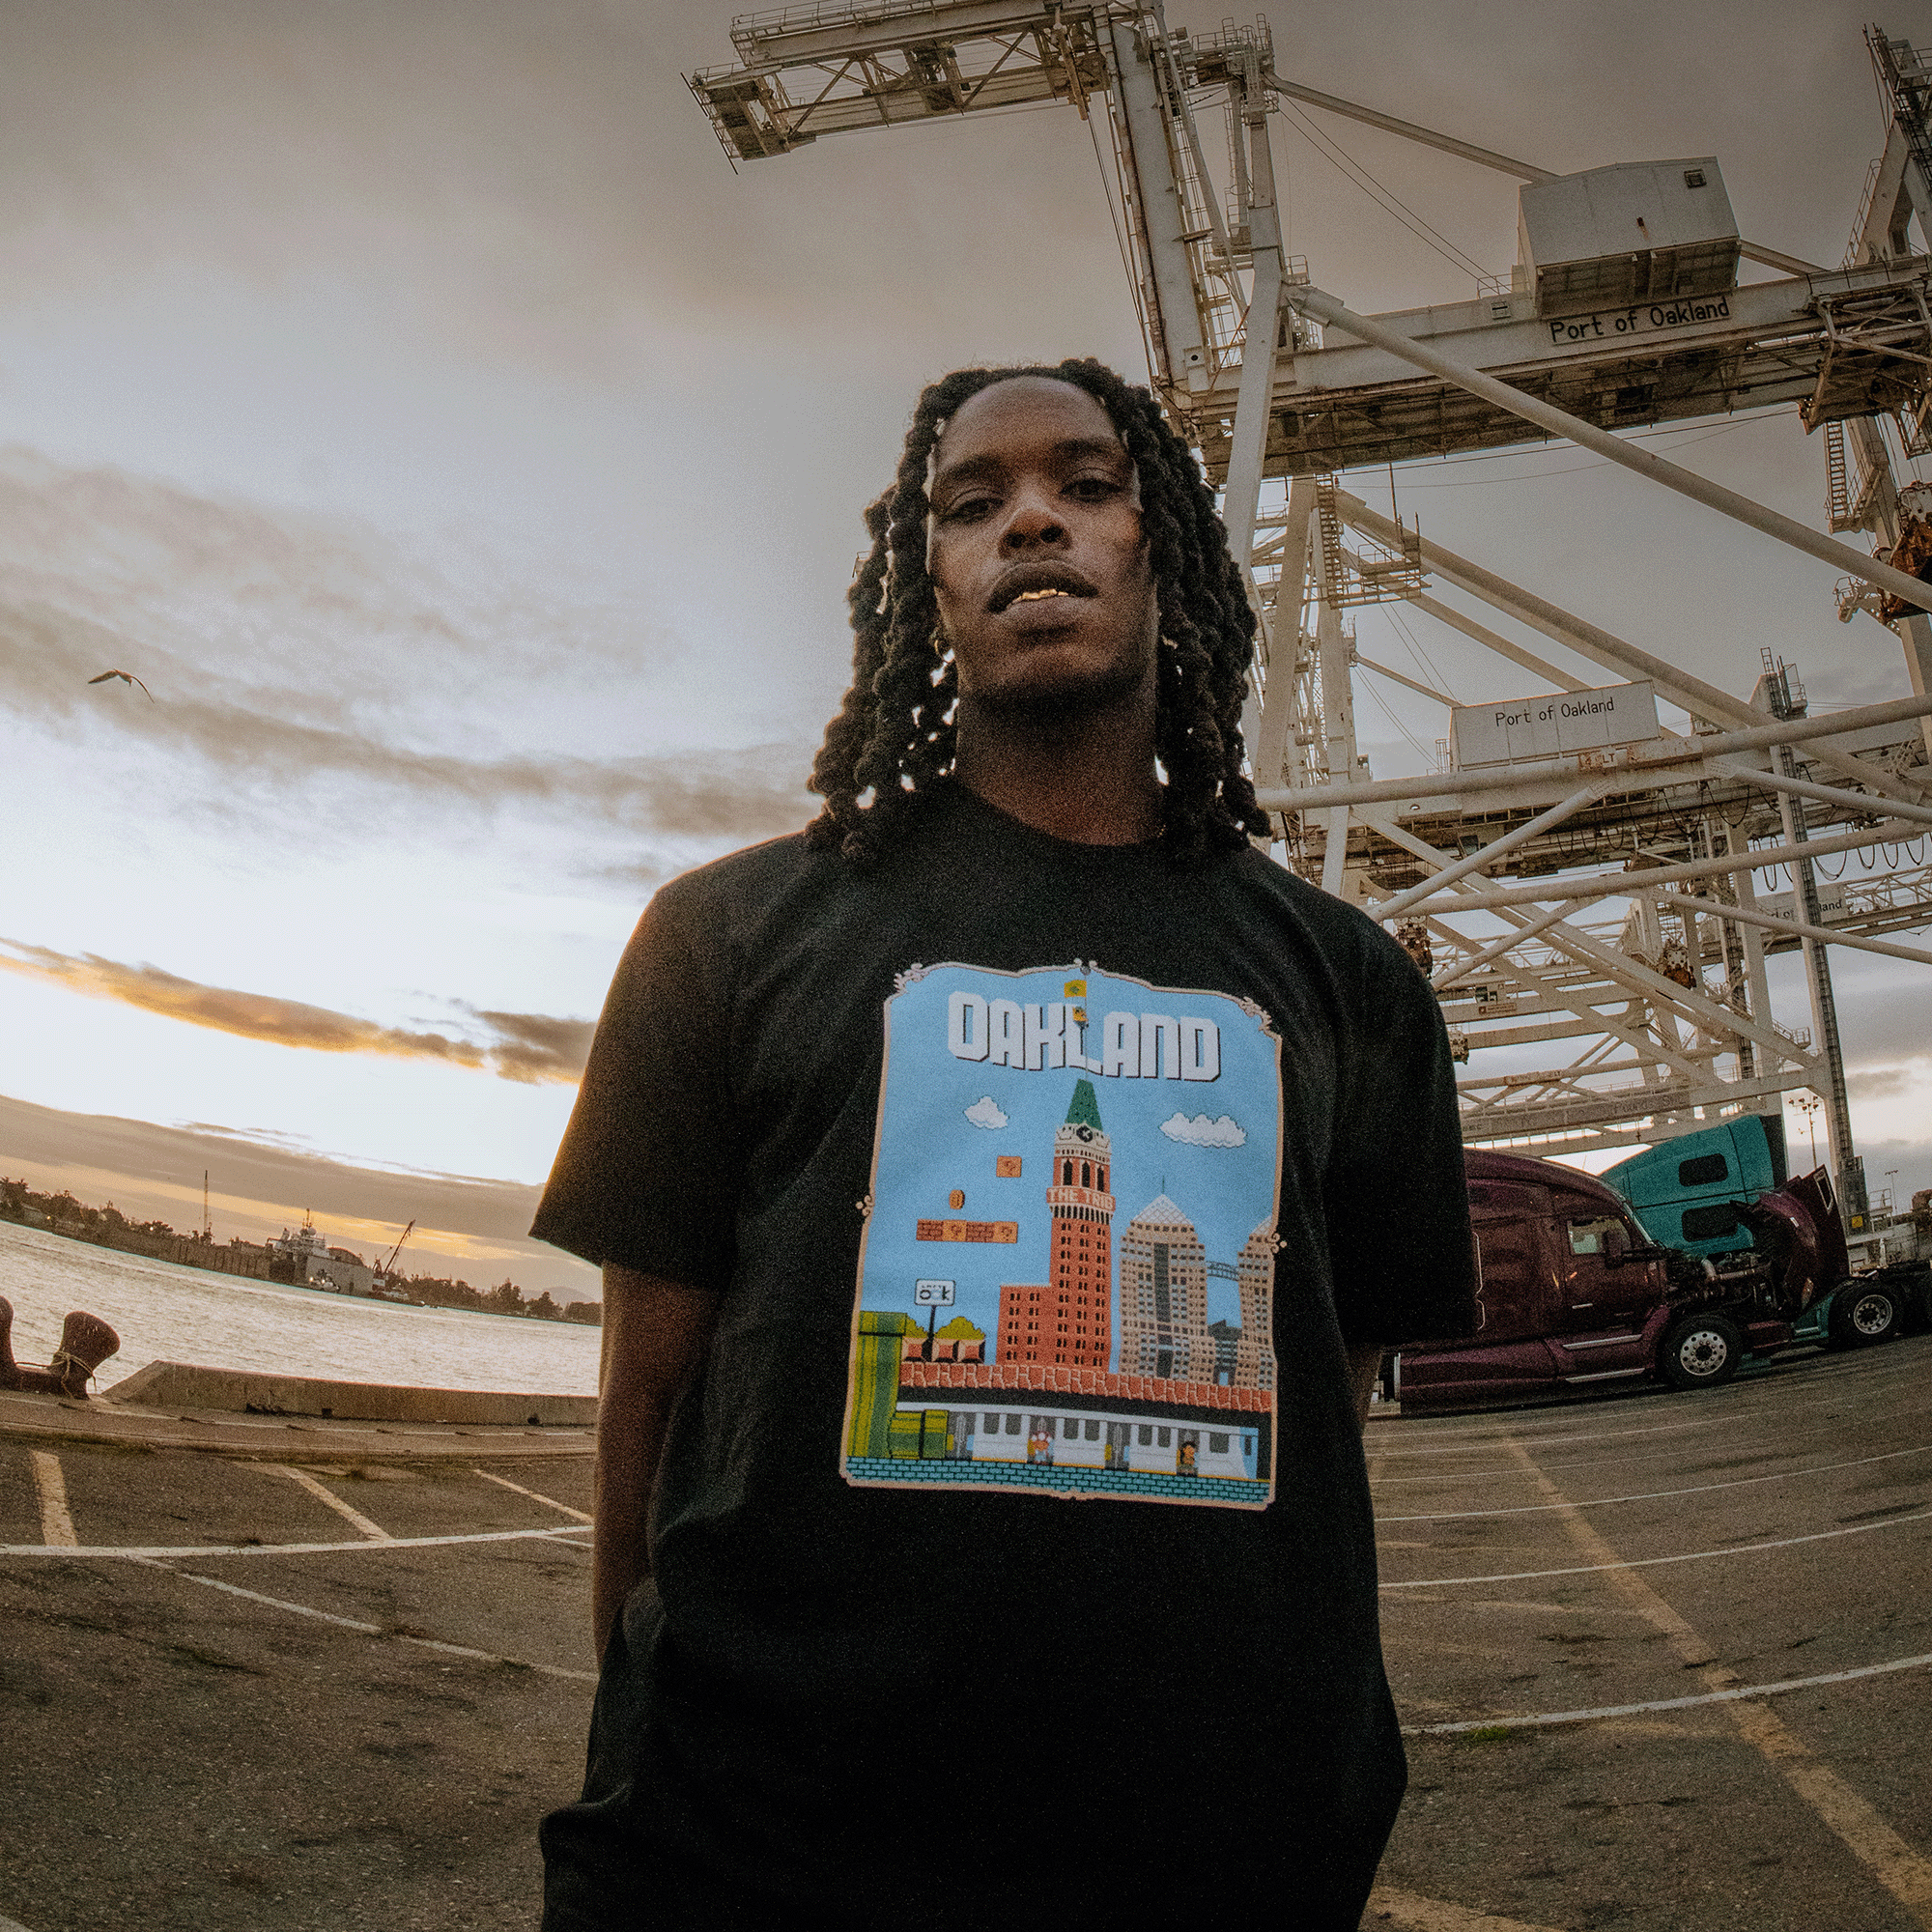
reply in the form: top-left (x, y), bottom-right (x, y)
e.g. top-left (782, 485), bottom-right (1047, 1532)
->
top-left (0, 1296), bottom-right (121, 1397)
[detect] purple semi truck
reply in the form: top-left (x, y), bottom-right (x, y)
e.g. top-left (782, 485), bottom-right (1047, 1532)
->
top-left (1390, 1143), bottom-right (1862, 1413)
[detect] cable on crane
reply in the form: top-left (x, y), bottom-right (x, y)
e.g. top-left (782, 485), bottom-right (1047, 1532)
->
top-left (1868, 32), bottom-right (1899, 141)
top-left (1344, 409), bottom-right (1801, 481)
top-left (1087, 104), bottom-right (1155, 389)
top-left (1276, 100), bottom-right (1495, 283)
top-left (1386, 417), bottom-right (1784, 491)
top-left (1356, 670), bottom-right (1437, 770)
top-left (1383, 604), bottom-right (1459, 704)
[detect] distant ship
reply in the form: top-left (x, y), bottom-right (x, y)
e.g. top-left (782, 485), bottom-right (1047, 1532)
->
top-left (270, 1213), bottom-right (409, 1300)
top-left (270, 1212), bottom-right (329, 1262)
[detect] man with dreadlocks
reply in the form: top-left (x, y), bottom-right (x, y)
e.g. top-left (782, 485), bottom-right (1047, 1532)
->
top-left (533, 359), bottom-right (1476, 1930)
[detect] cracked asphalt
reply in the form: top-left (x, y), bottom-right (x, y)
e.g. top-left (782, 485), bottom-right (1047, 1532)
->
top-left (3, 1334), bottom-right (1928, 1930)
top-left (1369, 1331), bottom-right (1932, 1930)
top-left (1, 1439), bottom-right (596, 1932)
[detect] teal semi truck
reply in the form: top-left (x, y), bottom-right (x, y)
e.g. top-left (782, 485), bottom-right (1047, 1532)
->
top-left (1602, 1118), bottom-right (1932, 1349)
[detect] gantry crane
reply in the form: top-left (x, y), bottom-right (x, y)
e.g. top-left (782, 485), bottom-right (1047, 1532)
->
top-left (690, 5), bottom-right (1932, 1238)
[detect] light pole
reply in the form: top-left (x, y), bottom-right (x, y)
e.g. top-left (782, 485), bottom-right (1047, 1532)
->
top-left (1794, 1092), bottom-right (1823, 1170)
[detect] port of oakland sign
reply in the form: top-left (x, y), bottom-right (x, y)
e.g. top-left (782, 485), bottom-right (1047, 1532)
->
top-left (1546, 293), bottom-right (1734, 347)
top-left (1451, 680), bottom-right (1661, 769)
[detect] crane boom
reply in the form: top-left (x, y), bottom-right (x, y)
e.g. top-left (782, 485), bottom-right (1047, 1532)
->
top-left (381, 1220), bottom-right (414, 1278)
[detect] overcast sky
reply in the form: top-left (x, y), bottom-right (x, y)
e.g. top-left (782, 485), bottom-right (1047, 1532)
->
top-left (0, 0), bottom-right (1925, 1297)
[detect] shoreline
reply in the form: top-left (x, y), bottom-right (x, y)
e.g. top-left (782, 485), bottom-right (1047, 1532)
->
top-left (0, 1209), bottom-right (594, 1323)
top-left (2, 1218), bottom-right (601, 1403)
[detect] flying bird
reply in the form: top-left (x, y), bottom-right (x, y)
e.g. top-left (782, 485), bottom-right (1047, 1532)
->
top-left (87, 669), bottom-right (154, 700)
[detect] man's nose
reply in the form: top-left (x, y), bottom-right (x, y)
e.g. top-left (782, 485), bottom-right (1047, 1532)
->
top-left (999, 488), bottom-right (1067, 552)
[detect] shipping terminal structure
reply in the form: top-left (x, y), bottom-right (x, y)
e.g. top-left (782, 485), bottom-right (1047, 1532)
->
top-left (692, 8), bottom-right (1932, 1255)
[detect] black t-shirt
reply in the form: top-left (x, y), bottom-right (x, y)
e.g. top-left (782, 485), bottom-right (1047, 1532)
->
top-left (534, 782), bottom-right (1476, 1929)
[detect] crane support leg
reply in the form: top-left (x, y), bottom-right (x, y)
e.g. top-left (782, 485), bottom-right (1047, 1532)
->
top-left (1221, 107), bottom-right (1286, 574)
top-left (1249, 476), bottom-right (1316, 795)
top-left (1771, 744), bottom-right (1866, 1219)
top-left (1107, 16), bottom-right (1206, 391)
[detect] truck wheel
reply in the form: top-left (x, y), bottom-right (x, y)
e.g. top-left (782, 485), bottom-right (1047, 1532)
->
top-left (1659, 1313), bottom-right (1744, 1390)
top-left (1828, 1285), bottom-right (1899, 1349)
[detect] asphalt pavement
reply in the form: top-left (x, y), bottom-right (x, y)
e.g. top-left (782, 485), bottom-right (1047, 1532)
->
top-left (1368, 1331), bottom-right (1932, 1931)
top-left (0, 1409), bottom-right (597, 1932)
top-left (2, 1335), bottom-right (1928, 1930)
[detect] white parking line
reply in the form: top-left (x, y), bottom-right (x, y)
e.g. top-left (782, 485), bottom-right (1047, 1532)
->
top-left (391, 1630), bottom-right (596, 1682)
top-left (1382, 1502), bottom-right (1932, 1588)
top-left (475, 1468), bottom-right (592, 1522)
top-left (0, 1524), bottom-right (594, 1559)
top-left (1407, 1647), bottom-right (1932, 1734)
top-left (1372, 1354), bottom-right (1932, 1463)
top-left (129, 1557), bottom-right (383, 1633)
top-left (130, 1558), bottom-right (599, 1684)
top-left (265, 1463), bottom-right (392, 1541)
top-left (1378, 1439), bottom-right (1932, 1520)
top-left (28, 1453), bottom-right (76, 1548)
top-left (1370, 1410), bottom-right (1731, 1459)
top-left (1495, 1436), bottom-right (1932, 1929)
top-left (1371, 1382), bottom-right (1932, 1489)
top-left (1372, 1388), bottom-right (1932, 1488)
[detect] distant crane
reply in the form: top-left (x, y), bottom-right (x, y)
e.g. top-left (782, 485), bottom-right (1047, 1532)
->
top-left (380, 1220), bottom-right (414, 1282)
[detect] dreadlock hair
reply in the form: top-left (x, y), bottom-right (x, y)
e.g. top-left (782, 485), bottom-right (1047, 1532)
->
top-left (806, 356), bottom-right (1272, 867)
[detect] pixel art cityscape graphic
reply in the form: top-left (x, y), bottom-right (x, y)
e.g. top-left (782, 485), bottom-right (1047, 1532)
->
top-left (842, 961), bottom-right (1283, 1508)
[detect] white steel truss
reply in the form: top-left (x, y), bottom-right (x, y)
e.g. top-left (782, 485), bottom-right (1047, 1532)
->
top-left (688, 4), bottom-right (1932, 1228)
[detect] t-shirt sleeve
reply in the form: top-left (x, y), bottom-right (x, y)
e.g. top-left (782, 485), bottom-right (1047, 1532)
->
top-left (529, 890), bottom-right (740, 1293)
top-left (1324, 936), bottom-right (1479, 1345)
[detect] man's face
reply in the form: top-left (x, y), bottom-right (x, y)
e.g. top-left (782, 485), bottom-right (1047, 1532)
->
top-left (926, 377), bottom-right (1158, 722)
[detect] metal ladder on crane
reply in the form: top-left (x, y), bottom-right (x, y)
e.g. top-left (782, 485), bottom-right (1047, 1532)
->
top-left (1826, 420), bottom-right (1855, 531)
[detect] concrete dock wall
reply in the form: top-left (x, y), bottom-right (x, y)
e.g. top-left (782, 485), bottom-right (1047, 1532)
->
top-left (106, 1359), bottom-right (598, 1427)
top-left (30, 1223), bottom-right (279, 1278)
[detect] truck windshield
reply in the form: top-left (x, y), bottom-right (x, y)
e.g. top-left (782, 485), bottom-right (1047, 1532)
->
top-left (1567, 1216), bottom-right (1627, 1257)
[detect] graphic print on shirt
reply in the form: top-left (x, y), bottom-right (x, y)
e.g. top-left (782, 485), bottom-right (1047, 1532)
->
top-left (841, 961), bottom-right (1282, 1509)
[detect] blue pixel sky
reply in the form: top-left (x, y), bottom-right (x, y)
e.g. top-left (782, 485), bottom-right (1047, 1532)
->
top-left (859, 963), bottom-right (1284, 1355)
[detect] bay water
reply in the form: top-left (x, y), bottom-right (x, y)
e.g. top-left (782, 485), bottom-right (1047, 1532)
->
top-left (0, 1220), bottom-right (601, 1396)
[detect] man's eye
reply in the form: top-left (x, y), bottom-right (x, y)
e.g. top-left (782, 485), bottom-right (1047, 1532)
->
top-left (940, 496), bottom-right (997, 522)
top-left (1067, 476), bottom-right (1124, 500)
